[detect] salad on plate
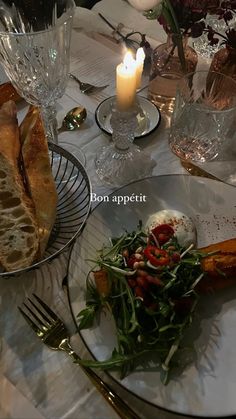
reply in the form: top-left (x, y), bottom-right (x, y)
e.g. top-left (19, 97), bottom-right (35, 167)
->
top-left (77, 210), bottom-right (236, 384)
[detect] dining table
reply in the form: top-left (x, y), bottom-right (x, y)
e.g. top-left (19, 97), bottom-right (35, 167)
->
top-left (0, 1), bottom-right (236, 419)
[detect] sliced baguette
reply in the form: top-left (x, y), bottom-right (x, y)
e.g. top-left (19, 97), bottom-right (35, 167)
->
top-left (20, 106), bottom-right (58, 258)
top-left (0, 101), bottom-right (39, 271)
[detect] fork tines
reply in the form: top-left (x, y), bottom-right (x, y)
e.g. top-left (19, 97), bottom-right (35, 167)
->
top-left (18, 293), bottom-right (60, 336)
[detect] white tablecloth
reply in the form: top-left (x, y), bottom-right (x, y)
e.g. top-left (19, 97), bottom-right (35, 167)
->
top-left (0, 2), bottom-right (222, 419)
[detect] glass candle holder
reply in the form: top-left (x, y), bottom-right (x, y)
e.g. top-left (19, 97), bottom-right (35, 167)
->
top-left (95, 99), bottom-right (155, 187)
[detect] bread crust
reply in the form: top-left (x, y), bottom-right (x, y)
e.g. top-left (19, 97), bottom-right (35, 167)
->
top-left (0, 101), bottom-right (39, 271)
top-left (20, 106), bottom-right (58, 257)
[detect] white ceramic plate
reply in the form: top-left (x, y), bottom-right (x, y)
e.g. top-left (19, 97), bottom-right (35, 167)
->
top-left (68, 175), bottom-right (236, 417)
top-left (95, 96), bottom-right (161, 139)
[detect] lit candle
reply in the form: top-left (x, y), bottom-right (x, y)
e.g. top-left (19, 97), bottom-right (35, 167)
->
top-left (135, 47), bottom-right (145, 89)
top-left (116, 51), bottom-right (137, 111)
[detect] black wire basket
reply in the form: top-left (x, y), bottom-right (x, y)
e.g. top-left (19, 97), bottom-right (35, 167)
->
top-left (1, 143), bottom-right (91, 278)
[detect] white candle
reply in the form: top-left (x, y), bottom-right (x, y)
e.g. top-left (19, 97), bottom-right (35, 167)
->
top-left (135, 47), bottom-right (145, 89)
top-left (116, 51), bottom-right (137, 111)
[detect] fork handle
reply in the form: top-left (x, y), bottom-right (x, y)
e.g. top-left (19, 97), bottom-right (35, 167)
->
top-left (60, 340), bottom-right (139, 419)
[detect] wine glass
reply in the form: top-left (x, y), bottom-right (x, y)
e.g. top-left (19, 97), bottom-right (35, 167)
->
top-left (0, 0), bottom-right (75, 145)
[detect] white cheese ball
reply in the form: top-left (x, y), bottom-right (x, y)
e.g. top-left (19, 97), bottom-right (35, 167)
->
top-left (145, 209), bottom-right (197, 248)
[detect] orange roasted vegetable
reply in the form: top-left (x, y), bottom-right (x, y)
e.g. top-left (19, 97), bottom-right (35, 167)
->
top-left (197, 238), bottom-right (236, 293)
top-left (93, 269), bottom-right (111, 297)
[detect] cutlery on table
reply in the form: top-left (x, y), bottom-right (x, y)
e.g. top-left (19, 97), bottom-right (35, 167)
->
top-left (19, 294), bottom-right (139, 419)
top-left (181, 160), bottom-right (224, 183)
top-left (69, 73), bottom-right (109, 95)
top-left (58, 106), bottom-right (87, 133)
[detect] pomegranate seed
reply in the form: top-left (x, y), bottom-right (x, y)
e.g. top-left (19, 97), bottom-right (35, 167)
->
top-left (137, 276), bottom-right (149, 290)
top-left (172, 252), bottom-right (181, 263)
top-left (134, 286), bottom-right (145, 299)
top-left (137, 269), bottom-right (148, 277)
top-left (146, 275), bottom-right (163, 287)
top-left (128, 279), bottom-right (136, 288)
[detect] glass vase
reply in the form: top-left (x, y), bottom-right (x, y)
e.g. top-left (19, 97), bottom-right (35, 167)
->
top-left (148, 33), bottom-right (198, 114)
top-left (209, 47), bottom-right (236, 82)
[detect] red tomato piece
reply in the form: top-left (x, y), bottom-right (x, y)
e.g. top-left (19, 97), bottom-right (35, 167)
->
top-left (143, 246), bottom-right (170, 267)
top-left (151, 224), bottom-right (175, 245)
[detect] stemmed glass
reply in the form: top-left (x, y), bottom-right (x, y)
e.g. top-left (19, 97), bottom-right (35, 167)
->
top-left (0, 0), bottom-right (75, 145)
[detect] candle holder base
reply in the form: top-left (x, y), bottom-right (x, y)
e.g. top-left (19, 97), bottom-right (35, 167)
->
top-left (95, 143), bottom-right (155, 187)
top-left (95, 96), bottom-right (161, 140)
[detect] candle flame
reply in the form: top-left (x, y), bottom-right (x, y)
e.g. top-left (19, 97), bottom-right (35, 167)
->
top-left (136, 47), bottom-right (145, 64)
top-left (123, 50), bottom-right (136, 69)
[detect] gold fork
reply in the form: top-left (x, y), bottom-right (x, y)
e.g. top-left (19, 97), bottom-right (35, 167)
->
top-left (69, 73), bottom-right (109, 94)
top-left (19, 294), bottom-right (139, 419)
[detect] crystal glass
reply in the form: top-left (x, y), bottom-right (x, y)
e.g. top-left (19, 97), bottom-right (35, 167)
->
top-left (95, 99), bottom-right (155, 187)
top-left (169, 71), bottom-right (236, 162)
top-left (0, 0), bottom-right (75, 144)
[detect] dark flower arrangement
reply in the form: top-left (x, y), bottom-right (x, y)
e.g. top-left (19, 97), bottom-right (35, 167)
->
top-left (206, 1), bottom-right (236, 50)
top-left (145, 0), bottom-right (220, 37)
top-left (145, 0), bottom-right (219, 71)
top-left (146, 0), bottom-right (236, 49)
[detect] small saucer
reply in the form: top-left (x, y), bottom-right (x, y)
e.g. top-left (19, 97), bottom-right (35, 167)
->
top-left (95, 96), bottom-right (161, 139)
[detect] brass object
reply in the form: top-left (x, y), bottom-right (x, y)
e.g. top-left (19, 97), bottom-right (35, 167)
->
top-left (181, 160), bottom-right (224, 183)
top-left (19, 294), bottom-right (139, 419)
top-left (58, 106), bottom-right (87, 133)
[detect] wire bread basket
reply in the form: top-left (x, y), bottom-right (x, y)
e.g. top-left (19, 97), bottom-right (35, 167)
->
top-left (1, 143), bottom-right (91, 278)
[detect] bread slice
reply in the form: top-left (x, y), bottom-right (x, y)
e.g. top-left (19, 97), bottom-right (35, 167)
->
top-left (0, 101), bottom-right (39, 271)
top-left (20, 106), bottom-right (58, 258)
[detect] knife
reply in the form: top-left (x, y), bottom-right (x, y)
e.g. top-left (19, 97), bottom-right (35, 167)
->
top-left (181, 160), bottom-right (224, 183)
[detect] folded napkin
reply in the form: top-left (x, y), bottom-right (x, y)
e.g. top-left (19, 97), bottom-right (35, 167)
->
top-left (73, 5), bottom-right (166, 48)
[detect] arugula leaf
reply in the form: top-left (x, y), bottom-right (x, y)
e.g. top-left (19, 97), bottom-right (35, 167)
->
top-left (77, 305), bottom-right (97, 330)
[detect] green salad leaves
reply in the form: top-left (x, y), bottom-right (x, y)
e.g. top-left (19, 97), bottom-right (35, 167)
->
top-left (77, 222), bottom-right (207, 384)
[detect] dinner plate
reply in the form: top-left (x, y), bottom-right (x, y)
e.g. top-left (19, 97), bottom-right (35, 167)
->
top-left (68, 175), bottom-right (236, 417)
